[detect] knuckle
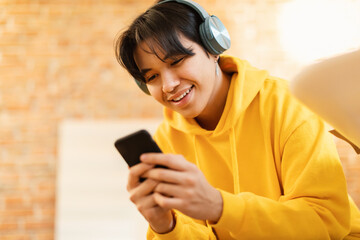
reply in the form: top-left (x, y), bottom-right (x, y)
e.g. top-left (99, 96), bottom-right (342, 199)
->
top-left (158, 200), bottom-right (167, 209)
top-left (184, 188), bottom-right (194, 198)
top-left (154, 193), bottom-right (166, 208)
top-left (181, 199), bottom-right (190, 209)
top-left (129, 192), bottom-right (137, 203)
top-left (136, 203), bottom-right (145, 212)
top-left (148, 178), bottom-right (159, 188)
top-left (155, 183), bottom-right (165, 193)
top-left (175, 154), bottom-right (183, 161)
top-left (128, 170), bottom-right (137, 181)
top-left (162, 156), bottom-right (171, 165)
top-left (184, 176), bottom-right (195, 186)
top-left (157, 170), bottom-right (166, 179)
top-left (188, 162), bottom-right (197, 170)
top-left (169, 153), bottom-right (179, 160)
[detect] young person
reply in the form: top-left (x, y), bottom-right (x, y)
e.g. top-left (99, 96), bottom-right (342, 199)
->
top-left (115, 0), bottom-right (360, 239)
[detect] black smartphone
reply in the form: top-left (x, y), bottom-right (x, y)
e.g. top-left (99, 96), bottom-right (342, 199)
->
top-left (114, 129), bottom-right (164, 168)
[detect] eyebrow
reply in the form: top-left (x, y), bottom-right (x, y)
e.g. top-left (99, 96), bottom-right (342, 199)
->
top-left (139, 54), bottom-right (187, 76)
top-left (140, 68), bottom-right (151, 76)
top-left (164, 53), bottom-right (186, 61)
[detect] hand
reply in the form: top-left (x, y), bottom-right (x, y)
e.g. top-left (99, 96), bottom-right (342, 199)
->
top-left (127, 162), bottom-right (174, 233)
top-left (141, 153), bottom-right (223, 223)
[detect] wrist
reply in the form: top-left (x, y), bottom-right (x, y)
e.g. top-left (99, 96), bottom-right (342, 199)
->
top-left (150, 210), bottom-right (175, 234)
top-left (208, 189), bottom-right (223, 224)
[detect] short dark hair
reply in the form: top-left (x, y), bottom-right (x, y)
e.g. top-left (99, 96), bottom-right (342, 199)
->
top-left (114, 1), bottom-right (207, 83)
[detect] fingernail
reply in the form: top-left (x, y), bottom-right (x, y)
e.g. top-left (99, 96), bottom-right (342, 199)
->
top-left (140, 153), bottom-right (148, 161)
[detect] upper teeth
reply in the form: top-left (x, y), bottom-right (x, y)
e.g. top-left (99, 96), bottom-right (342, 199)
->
top-left (174, 87), bottom-right (192, 102)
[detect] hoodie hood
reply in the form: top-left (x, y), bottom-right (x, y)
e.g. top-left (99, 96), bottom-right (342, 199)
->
top-left (163, 55), bottom-right (269, 136)
top-left (157, 56), bottom-right (269, 195)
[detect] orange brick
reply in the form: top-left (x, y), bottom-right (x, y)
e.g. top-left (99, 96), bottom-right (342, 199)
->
top-left (0, 209), bottom-right (34, 218)
top-left (5, 197), bottom-right (25, 208)
top-left (24, 221), bottom-right (53, 231)
top-left (35, 232), bottom-right (54, 240)
top-left (37, 182), bottom-right (55, 192)
top-left (39, 208), bottom-right (55, 218)
top-left (0, 234), bottom-right (31, 240)
top-left (0, 222), bottom-right (18, 231)
top-left (0, 174), bottom-right (19, 184)
top-left (0, 161), bottom-right (17, 168)
top-left (30, 195), bottom-right (55, 206)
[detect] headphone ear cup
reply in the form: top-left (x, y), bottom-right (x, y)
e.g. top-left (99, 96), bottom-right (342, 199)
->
top-left (134, 78), bottom-right (151, 95)
top-left (199, 15), bottom-right (231, 55)
top-left (199, 21), bottom-right (218, 55)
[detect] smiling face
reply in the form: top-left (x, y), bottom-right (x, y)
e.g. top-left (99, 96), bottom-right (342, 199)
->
top-left (134, 36), bottom-right (222, 120)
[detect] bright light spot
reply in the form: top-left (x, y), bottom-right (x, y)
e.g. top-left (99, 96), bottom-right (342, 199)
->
top-left (278, 0), bottom-right (360, 63)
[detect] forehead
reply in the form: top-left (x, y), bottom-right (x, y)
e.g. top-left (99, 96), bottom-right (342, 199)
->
top-left (134, 35), bottom-right (196, 62)
top-left (133, 41), bottom-right (162, 70)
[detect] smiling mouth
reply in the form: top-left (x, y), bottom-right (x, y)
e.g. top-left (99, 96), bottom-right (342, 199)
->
top-left (172, 85), bottom-right (194, 102)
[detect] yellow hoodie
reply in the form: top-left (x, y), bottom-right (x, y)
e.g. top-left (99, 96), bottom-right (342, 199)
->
top-left (147, 56), bottom-right (360, 239)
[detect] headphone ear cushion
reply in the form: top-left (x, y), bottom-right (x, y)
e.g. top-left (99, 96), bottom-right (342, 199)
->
top-left (199, 16), bottom-right (231, 55)
top-left (199, 21), bottom-right (219, 55)
top-left (134, 78), bottom-right (151, 95)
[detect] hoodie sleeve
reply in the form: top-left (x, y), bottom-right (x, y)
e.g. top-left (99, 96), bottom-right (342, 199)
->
top-left (209, 116), bottom-right (351, 239)
top-left (146, 210), bottom-right (217, 240)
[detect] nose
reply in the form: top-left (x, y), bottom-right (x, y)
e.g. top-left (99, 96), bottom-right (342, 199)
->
top-left (161, 71), bottom-right (180, 93)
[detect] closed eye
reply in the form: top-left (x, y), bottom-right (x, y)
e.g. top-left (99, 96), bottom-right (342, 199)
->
top-left (146, 74), bottom-right (158, 83)
top-left (170, 57), bottom-right (185, 66)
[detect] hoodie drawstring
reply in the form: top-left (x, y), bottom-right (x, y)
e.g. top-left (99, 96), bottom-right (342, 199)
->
top-left (193, 135), bottom-right (201, 170)
top-left (230, 127), bottom-right (241, 194)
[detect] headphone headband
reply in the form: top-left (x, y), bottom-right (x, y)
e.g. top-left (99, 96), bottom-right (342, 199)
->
top-left (158, 0), bottom-right (209, 20)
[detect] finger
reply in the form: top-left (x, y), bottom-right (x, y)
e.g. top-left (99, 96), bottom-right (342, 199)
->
top-left (127, 163), bottom-right (154, 191)
top-left (143, 168), bottom-right (184, 184)
top-left (134, 189), bottom-right (158, 213)
top-left (154, 182), bottom-right (186, 198)
top-left (128, 178), bottom-right (159, 204)
top-left (140, 153), bottom-right (193, 171)
top-left (153, 192), bottom-right (183, 211)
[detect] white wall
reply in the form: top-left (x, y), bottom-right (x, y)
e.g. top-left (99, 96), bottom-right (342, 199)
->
top-left (56, 119), bottom-right (162, 240)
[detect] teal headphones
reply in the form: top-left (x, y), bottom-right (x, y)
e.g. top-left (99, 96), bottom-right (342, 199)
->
top-left (135, 0), bottom-right (231, 95)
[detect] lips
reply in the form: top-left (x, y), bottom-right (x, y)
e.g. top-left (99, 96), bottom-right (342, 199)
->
top-left (169, 85), bottom-right (194, 102)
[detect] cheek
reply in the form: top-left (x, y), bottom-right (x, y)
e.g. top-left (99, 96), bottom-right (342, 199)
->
top-left (188, 60), bottom-right (213, 82)
top-left (147, 85), bottom-right (165, 104)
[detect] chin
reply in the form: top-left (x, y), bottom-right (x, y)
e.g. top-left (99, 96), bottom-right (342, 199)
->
top-left (176, 109), bottom-right (201, 119)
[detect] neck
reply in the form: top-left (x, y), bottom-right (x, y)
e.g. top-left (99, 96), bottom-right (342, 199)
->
top-left (195, 70), bottom-right (231, 130)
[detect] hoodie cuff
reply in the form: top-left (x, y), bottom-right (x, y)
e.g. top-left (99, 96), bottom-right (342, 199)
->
top-left (149, 210), bottom-right (183, 240)
top-left (208, 189), bottom-right (246, 232)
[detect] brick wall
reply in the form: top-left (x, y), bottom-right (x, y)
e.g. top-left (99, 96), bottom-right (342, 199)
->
top-left (0, 0), bottom-right (359, 239)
